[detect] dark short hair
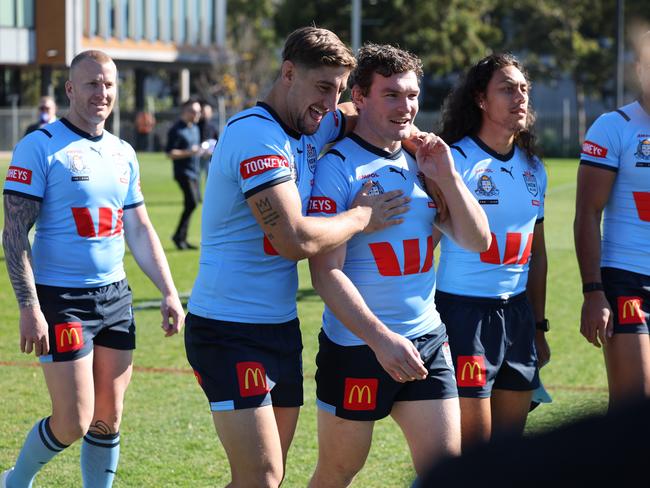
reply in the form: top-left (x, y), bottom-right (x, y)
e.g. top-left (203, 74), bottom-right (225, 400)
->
top-left (181, 98), bottom-right (201, 111)
top-left (282, 26), bottom-right (356, 70)
top-left (349, 43), bottom-right (423, 95)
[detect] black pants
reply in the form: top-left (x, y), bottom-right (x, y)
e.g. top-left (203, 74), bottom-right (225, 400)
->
top-left (174, 175), bottom-right (200, 242)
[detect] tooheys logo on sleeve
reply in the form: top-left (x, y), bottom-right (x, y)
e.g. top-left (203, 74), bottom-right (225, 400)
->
top-left (456, 355), bottom-right (487, 387)
top-left (236, 361), bottom-right (270, 398)
top-left (240, 155), bottom-right (290, 179)
top-left (5, 166), bottom-right (33, 184)
top-left (307, 196), bottom-right (337, 214)
top-left (343, 378), bottom-right (378, 411)
top-left (617, 296), bottom-right (646, 325)
top-left (54, 322), bottom-right (84, 353)
top-left (581, 140), bottom-right (608, 158)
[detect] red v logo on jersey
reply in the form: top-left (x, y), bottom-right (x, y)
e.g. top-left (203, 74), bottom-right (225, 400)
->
top-left (480, 232), bottom-right (533, 265)
top-left (71, 207), bottom-right (123, 238)
top-left (369, 236), bottom-right (433, 276)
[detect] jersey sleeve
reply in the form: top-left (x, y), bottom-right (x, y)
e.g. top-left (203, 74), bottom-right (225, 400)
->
top-left (124, 145), bottom-right (145, 209)
top-left (536, 161), bottom-right (548, 222)
top-left (3, 132), bottom-right (49, 201)
top-left (310, 109), bottom-right (347, 153)
top-left (308, 149), bottom-right (352, 216)
top-left (580, 112), bottom-right (622, 171)
top-left (222, 118), bottom-right (294, 199)
top-left (450, 144), bottom-right (473, 187)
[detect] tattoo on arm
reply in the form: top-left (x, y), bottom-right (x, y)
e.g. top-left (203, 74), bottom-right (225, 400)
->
top-left (255, 197), bottom-right (281, 227)
top-left (2, 195), bottom-right (41, 308)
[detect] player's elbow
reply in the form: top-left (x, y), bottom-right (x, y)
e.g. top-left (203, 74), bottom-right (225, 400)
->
top-left (472, 227), bottom-right (492, 253)
top-left (271, 237), bottom-right (313, 261)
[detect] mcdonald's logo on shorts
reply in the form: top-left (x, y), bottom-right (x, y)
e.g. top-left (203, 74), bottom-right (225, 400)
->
top-left (343, 378), bottom-right (378, 411)
top-left (456, 355), bottom-right (487, 387)
top-left (54, 322), bottom-right (84, 353)
top-left (617, 296), bottom-right (646, 325)
top-left (236, 361), bottom-right (270, 398)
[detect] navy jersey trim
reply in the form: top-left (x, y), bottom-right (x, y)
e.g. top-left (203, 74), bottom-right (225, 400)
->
top-left (326, 148), bottom-right (346, 161)
top-left (349, 133), bottom-right (402, 160)
top-left (37, 128), bottom-right (53, 138)
top-left (579, 159), bottom-right (618, 172)
top-left (333, 111), bottom-right (347, 142)
top-left (614, 109), bottom-right (631, 122)
top-left (243, 175), bottom-right (293, 199)
top-left (535, 217), bottom-right (544, 224)
top-left (470, 135), bottom-right (515, 162)
top-left (227, 112), bottom-right (274, 128)
top-left (123, 200), bottom-right (145, 210)
top-left (61, 118), bottom-right (103, 142)
top-left (256, 102), bottom-right (301, 140)
top-left (450, 145), bottom-right (467, 159)
top-left (3, 189), bottom-right (44, 202)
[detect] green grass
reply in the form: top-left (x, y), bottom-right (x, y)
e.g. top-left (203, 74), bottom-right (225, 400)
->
top-left (0, 154), bottom-right (608, 487)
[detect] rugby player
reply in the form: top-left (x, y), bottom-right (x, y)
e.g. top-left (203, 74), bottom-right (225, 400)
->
top-left (575, 31), bottom-right (650, 408)
top-left (307, 44), bottom-right (490, 487)
top-left (1, 50), bottom-right (184, 487)
top-left (184, 28), bottom-right (408, 487)
top-left (435, 53), bottom-right (550, 449)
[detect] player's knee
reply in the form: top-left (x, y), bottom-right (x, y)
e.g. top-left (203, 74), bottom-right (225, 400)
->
top-left (51, 413), bottom-right (93, 444)
top-left (233, 460), bottom-right (284, 488)
top-left (316, 457), bottom-right (363, 487)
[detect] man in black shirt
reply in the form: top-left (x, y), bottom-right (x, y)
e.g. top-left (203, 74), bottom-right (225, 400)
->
top-left (166, 99), bottom-right (204, 250)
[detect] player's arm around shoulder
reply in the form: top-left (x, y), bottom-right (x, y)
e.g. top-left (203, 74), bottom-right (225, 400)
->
top-left (122, 205), bottom-right (184, 336)
top-left (413, 132), bottom-right (490, 252)
top-left (2, 193), bottom-right (51, 355)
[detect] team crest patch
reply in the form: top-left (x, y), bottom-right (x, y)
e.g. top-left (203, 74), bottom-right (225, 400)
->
top-left (635, 138), bottom-right (650, 161)
top-left (475, 174), bottom-right (499, 197)
top-left (113, 153), bottom-right (130, 184)
top-left (307, 144), bottom-right (318, 173)
top-left (67, 150), bottom-right (91, 181)
top-left (367, 181), bottom-right (385, 195)
top-left (522, 170), bottom-right (539, 196)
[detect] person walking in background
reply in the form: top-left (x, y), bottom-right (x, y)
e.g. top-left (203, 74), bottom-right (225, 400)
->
top-left (24, 96), bottom-right (57, 136)
top-left (166, 98), bottom-right (204, 250)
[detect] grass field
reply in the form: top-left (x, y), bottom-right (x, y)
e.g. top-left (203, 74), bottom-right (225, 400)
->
top-left (0, 154), bottom-right (608, 487)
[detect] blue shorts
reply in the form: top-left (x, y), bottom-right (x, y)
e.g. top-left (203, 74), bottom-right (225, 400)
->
top-left (37, 279), bottom-right (136, 363)
top-left (315, 327), bottom-right (457, 421)
top-left (603, 267), bottom-right (650, 334)
top-left (184, 313), bottom-right (303, 411)
top-left (435, 290), bottom-right (539, 398)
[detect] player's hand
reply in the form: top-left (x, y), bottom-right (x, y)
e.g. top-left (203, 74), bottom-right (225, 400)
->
top-left (369, 330), bottom-right (428, 383)
top-left (413, 132), bottom-right (456, 181)
top-left (352, 180), bottom-right (410, 233)
top-left (160, 293), bottom-right (185, 337)
top-left (580, 291), bottom-right (612, 348)
top-left (19, 305), bottom-right (49, 356)
top-left (535, 330), bottom-right (551, 368)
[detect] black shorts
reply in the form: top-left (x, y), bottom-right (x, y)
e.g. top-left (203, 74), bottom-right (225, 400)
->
top-left (184, 313), bottom-right (303, 411)
top-left (435, 290), bottom-right (539, 398)
top-left (603, 267), bottom-right (650, 335)
top-left (37, 279), bottom-right (136, 363)
top-left (315, 328), bottom-right (457, 421)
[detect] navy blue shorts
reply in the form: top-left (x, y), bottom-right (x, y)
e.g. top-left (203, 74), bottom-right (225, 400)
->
top-left (435, 290), bottom-right (539, 398)
top-left (184, 313), bottom-right (303, 411)
top-left (315, 327), bottom-right (457, 421)
top-left (603, 267), bottom-right (650, 335)
top-left (37, 279), bottom-right (136, 363)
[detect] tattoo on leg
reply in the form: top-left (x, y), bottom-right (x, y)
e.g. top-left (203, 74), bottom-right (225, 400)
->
top-left (88, 420), bottom-right (114, 436)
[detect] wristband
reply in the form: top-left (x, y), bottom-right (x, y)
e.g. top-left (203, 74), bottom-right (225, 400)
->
top-left (536, 319), bottom-right (550, 332)
top-left (582, 282), bottom-right (604, 293)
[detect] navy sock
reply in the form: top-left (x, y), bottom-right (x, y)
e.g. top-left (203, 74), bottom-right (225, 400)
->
top-left (7, 417), bottom-right (68, 488)
top-left (80, 431), bottom-right (120, 488)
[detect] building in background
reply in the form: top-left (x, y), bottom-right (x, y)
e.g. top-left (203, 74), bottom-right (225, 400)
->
top-left (0, 0), bottom-right (227, 150)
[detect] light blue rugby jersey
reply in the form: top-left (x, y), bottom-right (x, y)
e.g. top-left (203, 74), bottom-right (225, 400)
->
top-left (3, 119), bottom-right (144, 287)
top-left (436, 136), bottom-right (546, 298)
top-left (309, 133), bottom-right (442, 346)
top-left (188, 102), bottom-right (346, 323)
top-left (580, 101), bottom-right (650, 276)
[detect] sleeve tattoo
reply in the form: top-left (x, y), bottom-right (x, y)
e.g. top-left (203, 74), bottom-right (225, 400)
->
top-left (255, 197), bottom-right (281, 228)
top-left (2, 194), bottom-right (41, 307)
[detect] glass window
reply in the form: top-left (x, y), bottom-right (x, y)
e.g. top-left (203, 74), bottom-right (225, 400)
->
top-left (149, 0), bottom-right (158, 41)
top-left (179, 0), bottom-right (186, 44)
top-left (206, 0), bottom-right (214, 44)
top-left (0, 1), bottom-right (16, 27)
top-left (16, 0), bottom-right (34, 28)
top-left (134, 0), bottom-right (144, 40)
top-left (120, 0), bottom-right (128, 39)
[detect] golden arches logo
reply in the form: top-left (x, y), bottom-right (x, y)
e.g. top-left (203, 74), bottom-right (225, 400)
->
top-left (348, 384), bottom-right (372, 405)
top-left (243, 367), bottom-right (266, 390)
